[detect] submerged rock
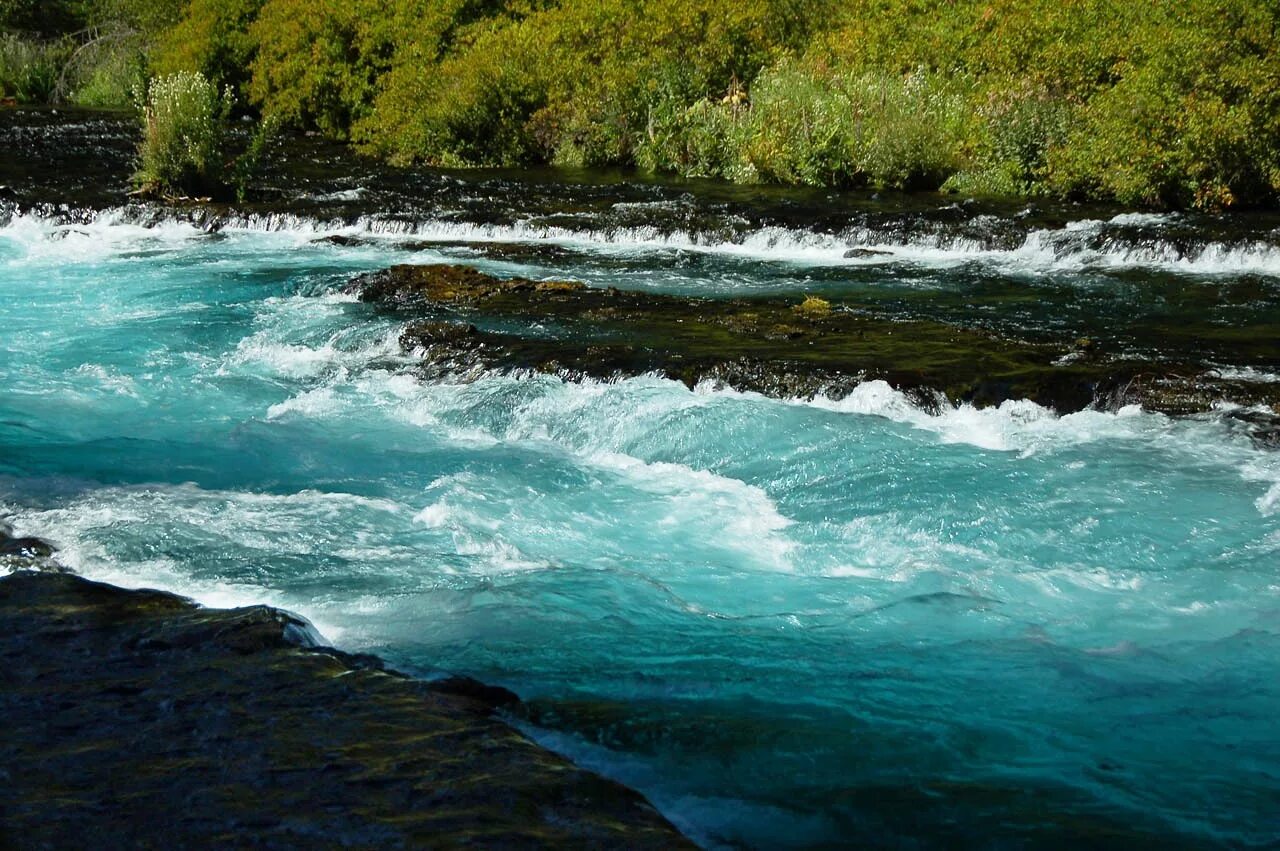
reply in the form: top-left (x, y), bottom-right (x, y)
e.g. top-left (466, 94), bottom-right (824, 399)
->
top-left (0, 536), bottom-right (54, 559)
top-left (0, 571), bottom-right (692, 848)
top-left (348, 264), bottom-right (1280, 432)
top-left (0, 526), bottom-right (59, 568)
top-left (346, 264), bottom-right (584, 307)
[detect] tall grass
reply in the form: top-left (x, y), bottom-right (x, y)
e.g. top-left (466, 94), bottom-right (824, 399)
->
top-left (0, 33), bottom-right (68, 103)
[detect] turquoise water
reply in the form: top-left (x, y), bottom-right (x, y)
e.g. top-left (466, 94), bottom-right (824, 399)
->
top-left (2, 210), bottom-right (1279, 848)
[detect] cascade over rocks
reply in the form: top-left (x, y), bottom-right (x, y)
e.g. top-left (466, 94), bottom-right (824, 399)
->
top-left (348, 263), bottom-right (1280, 436)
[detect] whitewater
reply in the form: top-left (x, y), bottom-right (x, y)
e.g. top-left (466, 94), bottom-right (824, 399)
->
top-left (2, 205), bottom-right (1279, 848)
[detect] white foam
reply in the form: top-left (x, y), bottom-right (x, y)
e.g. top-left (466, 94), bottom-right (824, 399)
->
top-left (0, 486), bottom-right (410, 639)
top-left (220, 294), bottom-right (403, 382)
top-left (585, 450), bottom-right (795, 569)
top-left (1208, 366), bottom-right (1280, 384)
top-left (696, 378), bottom-right (1166, 456)
top-left (313, 188), bottom-right (367, 202)
top-left (8, 206), bottom-right (1280, 277)
top-left (0, 210), bottom-right (206, 264)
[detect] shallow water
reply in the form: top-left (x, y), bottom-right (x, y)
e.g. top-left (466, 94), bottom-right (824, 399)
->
top-left (3, 116), bottom-right (1280, 847)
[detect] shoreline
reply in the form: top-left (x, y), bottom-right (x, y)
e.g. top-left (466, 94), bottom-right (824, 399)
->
top-left (0, 531), bottom-right (694, 848)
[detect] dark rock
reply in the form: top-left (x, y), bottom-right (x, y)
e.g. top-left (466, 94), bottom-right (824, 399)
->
top-left (401, 320), bottom-right (479, 348)
top-left (1221, 407), bottom-right (1280, 449)
top-left (428, 675), bottom-right (522, 711)
top-left (0, 536), bottom-right (55, 559)
top-left (1, 528), bottom-right (56, 562)
top-left (0, 571), bottom-right (693, 848)
top-left (345, 264), bottom-right (583, 308)
top-left (313, 234), bottom-right (373, 247)
top-left (349, 264), bottom-right (1280, 419)
top-left (843, 247), bottom-right (892, 259)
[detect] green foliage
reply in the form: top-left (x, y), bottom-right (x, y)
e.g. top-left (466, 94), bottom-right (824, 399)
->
top-left (66, 35), bottom-right (148, 106)
top-left (942, 83), bottom-right (1074, 197)
top-left (12, 0), bottom-right (1280, 209)
top-left (229, 112), bottom-right (282, 201)
top-left (0, 0), bottom-right (84, 36)
top-left (639, 62), bottom-right (973, 190)
top-left (246, 0), bottom-right (406, 137)
top-left (636, 96), bottom-right (752, 180)
top-left (135, 71), bottom-right (233, 197)
top-left (750, 63), bottom-right (973, 189)
top-left (0, 0), bottom-right (183, 107)
top-left (0, 34), bottom-right (70, 102)
top-left (87, 0), bottom-right (183, 36)
top-left (69, 40), bottom-right (144, 106)
top-left (798, 0), bottom-right (1280, 207)
top-left (352, 0), bottom-right (832, 167)
top-left (1043, 2), bottom-right (1280, 208)
top-left (151, 0), bottom-right (264, 96)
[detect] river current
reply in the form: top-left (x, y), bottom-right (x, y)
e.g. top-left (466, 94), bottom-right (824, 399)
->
top-left (2, 114), bottom-right (1280, 848)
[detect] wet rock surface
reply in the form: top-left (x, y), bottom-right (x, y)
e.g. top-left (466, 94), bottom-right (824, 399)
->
top-left (0, 571), bottom-right (692, 848)
top-left (0, 525), bottom-right (61, 569)
top-left (349, 264), bottom-right (1280, 430)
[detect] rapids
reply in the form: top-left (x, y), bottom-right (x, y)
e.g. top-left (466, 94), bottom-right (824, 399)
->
top-left (2, 110), bottom-right (1279, 848)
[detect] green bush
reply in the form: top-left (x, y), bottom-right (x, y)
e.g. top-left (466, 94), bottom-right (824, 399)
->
top-left (941, 83), bottom-right (1074, 197)
top-left (151, 0), bottom-right (264, 97)
top-left (640, 61), bottom-right (973, 191)
top-left (134, 71), bottom-right (233, 197)
top-left (246, 0), bottom-right (406, 137)
top-left (355, 13), bottom-right (556, 167)
top-left (0, 34), bottom-right (70, 103)
top-left (13, 0), bottom-right (1280, 209)
top-left (1044, 2), bottom-right (1280, 208)
top-left (69, 38), bottom-right (148, 107)
top-left (0, 1), bottom-right (177, 107)
top-left (0, 0), bottom-right (83, 36)
top-left (735, 62), bottom-right (860, 186)
top-left (636, 95), bottom-right (752, 180)
top-left (352, 0), bottom-right (832, 168)
top-left (810, 0), bottom-right (1280, 208)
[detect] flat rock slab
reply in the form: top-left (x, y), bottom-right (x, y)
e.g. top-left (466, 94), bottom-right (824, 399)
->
top-left (0, 571), bottom-right (691, 849)
top-left (347, 264), bottom-right (1280, 428)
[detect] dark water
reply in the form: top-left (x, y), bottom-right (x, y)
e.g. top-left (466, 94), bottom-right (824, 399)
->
top-left (2, 110), bottom-right (1279, 848)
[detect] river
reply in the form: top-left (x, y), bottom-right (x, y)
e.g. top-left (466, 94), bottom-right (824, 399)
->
top-left (2, 110), bottom-right (1278, 848)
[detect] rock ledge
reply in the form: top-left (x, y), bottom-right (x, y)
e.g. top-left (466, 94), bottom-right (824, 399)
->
top-left (0, 568), bottom-right (692, 848)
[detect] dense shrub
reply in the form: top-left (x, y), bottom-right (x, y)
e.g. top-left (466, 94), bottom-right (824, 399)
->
top-left (352, 0), bottom-right (831, 167)
top-left (134, 71), bottom-right (233, 197)
top-left (7, 0), bottom-right (1280, 208)
top-left (1, 0), bottom-right (182, 107)
top-left (636, 95), bottom-right (752, 181)
top-left (1043, 2), bottom-right (1280, 208)
top-left (246, 0), bottom-right (408, 137)
top-left (67, 36), bottom-right (149, 107)
top-left (799, 0), bottom-right (1280, 207)
top-left (0, 33), bottom-right (68, 102)
top-left (0, 0), bottom-right (83, 36)
top-left (639, 62), bottom-right (973, 190)
top-left (151, 0), bottom-right (264, 97)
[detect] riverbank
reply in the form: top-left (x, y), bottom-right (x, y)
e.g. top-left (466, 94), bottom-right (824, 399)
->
top-left (10, 1), bottom-right (1279, 210)
top-left (0, 533), bottom-right (692, 847)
